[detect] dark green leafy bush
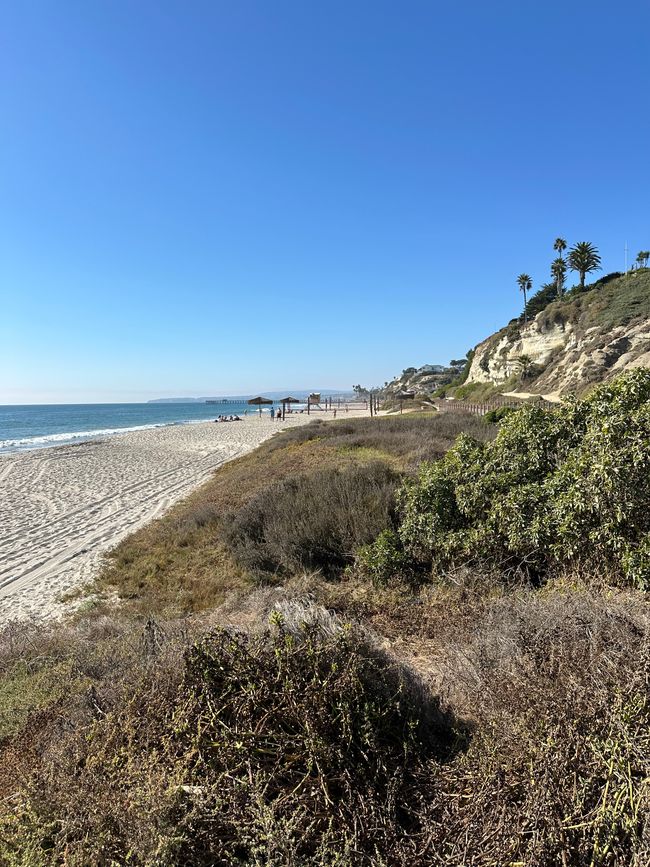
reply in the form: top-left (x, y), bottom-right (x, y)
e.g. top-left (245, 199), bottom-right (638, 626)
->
top-left (483, 405), bottom-right (517, 424)
top-left (356, 528), bottom-right (413, 585)
top-left (525, 281), bottom-right (561, 319)
top-left (363, 370), bottom-right (650, 587)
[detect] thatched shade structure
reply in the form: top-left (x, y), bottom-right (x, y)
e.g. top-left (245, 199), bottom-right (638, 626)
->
top-left (394, 390), bottom-right (415, 415)
top-left (248, 395), bottom-right (273, 416)
top-left (280, 396), bottom-right (300, 419)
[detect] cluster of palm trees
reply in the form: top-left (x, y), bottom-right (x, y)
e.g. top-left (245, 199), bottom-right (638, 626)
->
top-left (517, 239), bottom-right (602, 325)
top-left (635, 250), bottom-right (650, 269)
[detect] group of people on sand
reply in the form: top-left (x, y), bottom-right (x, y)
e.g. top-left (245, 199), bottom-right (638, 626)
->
top-left (268, 406), bottom-right (340, 420)
top-left (214, 414), bottom-right (241, 423)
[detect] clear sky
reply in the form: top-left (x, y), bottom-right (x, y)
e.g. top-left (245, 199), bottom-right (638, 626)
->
top-left (2, 0), bottom-right (649, 403)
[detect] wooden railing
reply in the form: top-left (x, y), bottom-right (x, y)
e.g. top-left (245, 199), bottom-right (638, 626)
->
top-left (431, 397), bottom-right (556, 416)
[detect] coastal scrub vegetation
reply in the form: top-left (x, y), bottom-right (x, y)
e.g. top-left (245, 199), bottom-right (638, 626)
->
top-left (96, 411), bottom-right (491, 616)
top-left (223, 462), bottom-right (399, 578)
top-left (1, 377), bottom-right (650, 864)
top-left (1, 582), bottom-right (648, 864)
top-left (358, 369), bottom-right (650, 588)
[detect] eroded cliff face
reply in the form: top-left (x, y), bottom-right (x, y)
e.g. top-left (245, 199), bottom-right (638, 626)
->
top-left (465, 271), bottom-right (650, 397)
top-left (468, 319), bottom-right (573, 384)
top-left (467, 315), bottom-right (650, 396)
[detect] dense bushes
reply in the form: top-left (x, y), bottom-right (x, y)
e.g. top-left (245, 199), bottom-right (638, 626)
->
top-left (524, 281), bottom-right (561, 320)
top-left (220, 415), bottom-right (494, 582)
top-left (0, 612), bottom-right (460, 865)
top-left (171, 619), bottom-right (455, 864)
top-left (97, 412), bottom-right (493, 616)
top-left (2, 587), bottom-right (648, 865)
top-left (222, 410), bottom-right (492, 582)
top-left (360, 370), bottom-right (650, 587)
top-left (223, 463), bottom-right (400, 578)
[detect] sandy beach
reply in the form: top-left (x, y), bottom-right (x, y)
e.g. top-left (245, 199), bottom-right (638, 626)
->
top-left (0, 414), bottom-right (319, 624)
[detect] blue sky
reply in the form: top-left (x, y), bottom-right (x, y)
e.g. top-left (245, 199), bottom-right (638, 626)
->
top-left (1, 0), bottom-right (649, 402)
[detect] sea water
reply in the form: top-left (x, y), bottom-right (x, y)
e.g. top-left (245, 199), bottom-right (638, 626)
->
top-left (0, 402), bottom-right (279, 453)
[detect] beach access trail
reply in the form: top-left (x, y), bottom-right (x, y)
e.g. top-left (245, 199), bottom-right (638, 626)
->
top-left (0, 415), bottom-right (318, 624)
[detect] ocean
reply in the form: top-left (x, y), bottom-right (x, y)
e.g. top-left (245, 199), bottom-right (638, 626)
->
top-left (0, 402), bottom-right (281, 453)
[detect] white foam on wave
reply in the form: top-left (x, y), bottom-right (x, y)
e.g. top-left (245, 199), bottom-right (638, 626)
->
top-left (0, 421), bottom-right (191, 453)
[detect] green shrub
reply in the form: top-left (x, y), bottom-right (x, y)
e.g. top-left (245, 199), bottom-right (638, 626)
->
top-left (360, 370), bottom-right (650, 588)
top-left (483, 406), bottom-right (517, 424)
top-left (524, 281), bottom-right (560, 320)
top-left (356, 529), bottom-right (413, 585)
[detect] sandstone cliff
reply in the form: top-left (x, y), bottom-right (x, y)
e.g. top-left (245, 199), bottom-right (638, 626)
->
top-left (466, 270), bottom-right (650, 397)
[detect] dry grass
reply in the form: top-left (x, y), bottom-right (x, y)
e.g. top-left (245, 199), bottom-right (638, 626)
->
top-left (97, 413), bottom-right (491, 616)
top-left (0, 582), bottom-right (648, 865)
top-left (223, 462), bottom-right (400, 578)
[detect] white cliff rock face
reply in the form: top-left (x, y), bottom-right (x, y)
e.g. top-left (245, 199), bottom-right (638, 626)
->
top-left (467, 312), bottom-right (650, 396)
top-left (384, 274), bottom-right (650, 400)
top-left (468, 319), bottom-right (575, 384)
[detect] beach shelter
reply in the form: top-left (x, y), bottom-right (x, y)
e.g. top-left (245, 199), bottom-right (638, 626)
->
top-left (280, 396), bottom-right (300, 419)
top-left (395, 390), bottom-right (415, 415)
top-left (248, 396), bottom-right (273, 417)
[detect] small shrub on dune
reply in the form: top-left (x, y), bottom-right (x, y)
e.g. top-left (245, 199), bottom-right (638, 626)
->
top-left (483, 404), bottom-right (517, 424)
top-left (223, 462), bottom-right (400, 578)
top-left (171, 618), bottom-right (457, 864)
top-left (356, 528), bottom-right (415, 586)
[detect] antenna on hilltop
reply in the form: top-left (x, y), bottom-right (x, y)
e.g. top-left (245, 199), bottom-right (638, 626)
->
top-left (625, 241), bottom-right (628, 275)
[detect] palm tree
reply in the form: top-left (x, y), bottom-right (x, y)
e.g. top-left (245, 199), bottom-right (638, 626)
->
top-left (517, 273), bottom-right (532, 324)
top-left (553, 237), bottom-right (567, 259)
top-left (518, 354), bottom-right (533, 379)
top-left (637, 251), bottom-right (650, 269)
top-left (551, 257), bottom-right (567, 298)
top-left (567, 242), bottom-right (601, 289)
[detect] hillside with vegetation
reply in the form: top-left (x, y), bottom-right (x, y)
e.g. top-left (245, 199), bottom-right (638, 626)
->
top-left (378, 243), bottom-right (650, 406)
top-left (1, 371), bottom-right (649, 865)
top-left (464, 268), bottom-right (650, 399)
top-left (377, 360), bottom-right (469, 407)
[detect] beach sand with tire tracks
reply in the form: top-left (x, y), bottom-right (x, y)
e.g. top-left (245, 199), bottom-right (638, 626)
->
top-left (0, 415), bottom-right (317, 624)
